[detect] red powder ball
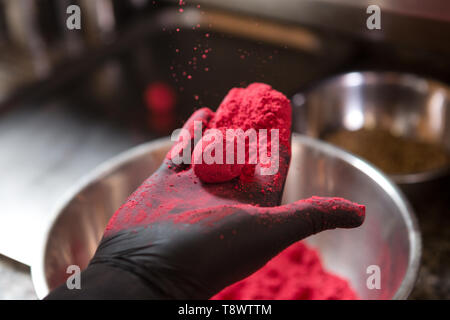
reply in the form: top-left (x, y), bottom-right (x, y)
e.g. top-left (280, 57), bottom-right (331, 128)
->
top-left (144, 82), bottom-right (176, 114)
top-left (192, 129), bottom-right (245, 183)
top-left (192, 83), bottom-right (291, 183)
top-left (211, 242), bottom-right (359, 300)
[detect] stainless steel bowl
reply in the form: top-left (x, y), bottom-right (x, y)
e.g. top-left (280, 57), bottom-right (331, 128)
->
top-left (293, 71), bottom-right (450, 189)
top-left (31, 134), bottom-right (421, 299)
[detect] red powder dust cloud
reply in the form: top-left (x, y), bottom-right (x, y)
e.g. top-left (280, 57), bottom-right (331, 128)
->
top-left (212, 241), bottom-right (359, 300)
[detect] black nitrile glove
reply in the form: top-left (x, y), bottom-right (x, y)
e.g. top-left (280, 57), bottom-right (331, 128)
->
top-left (46, 108), bottom-right (365, 300)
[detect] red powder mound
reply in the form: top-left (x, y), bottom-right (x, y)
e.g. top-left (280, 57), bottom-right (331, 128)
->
top-left (193, 83), bottom-right (291, 183)
top-left (211, 241), bottom-right (359, 300)
top-left (209, 83), bottom-right (291, 148)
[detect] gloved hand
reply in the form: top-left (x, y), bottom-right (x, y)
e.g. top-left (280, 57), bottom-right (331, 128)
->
top-left (46, 108), bottom-right (365, 300)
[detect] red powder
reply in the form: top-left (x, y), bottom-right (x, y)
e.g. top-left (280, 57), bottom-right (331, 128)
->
top-left (107, 83), bottom-right (360, 301)
top-left (192, 128), bottom-right (246, 183)
top-left (209, 83), bottom-right (291, 148)
top-left (211, 241), bottom-right (359, 300)
top-left (193, 83), bottom-right (291, 183)
top-left (144, 82), bottom-right (176, 114)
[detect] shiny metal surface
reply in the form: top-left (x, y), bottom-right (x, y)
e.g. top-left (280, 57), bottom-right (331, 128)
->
top-left (293, 71), bottom-right (450, 186)
top-left (0, 255), bottom-right (35, 299)
top-left (31, 134), bottom-right (421, 300)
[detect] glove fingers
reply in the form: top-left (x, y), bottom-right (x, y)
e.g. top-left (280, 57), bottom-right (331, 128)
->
top-left (165, 107), bottom-right (215, 170)
top-left (176, 198), bottom-right (364, 296)
top-left (257, 197), bottom-right (365, 240)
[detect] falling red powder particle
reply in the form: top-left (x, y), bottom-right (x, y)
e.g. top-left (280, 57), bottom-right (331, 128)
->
top-left (211, 241), bottom-right (359, 300)
top-left (176, 28), bottom-right (180, 32)
top-left (179, 8), bottom-right (184, 13)
top-left (144, 82), bottom-right (176, 114)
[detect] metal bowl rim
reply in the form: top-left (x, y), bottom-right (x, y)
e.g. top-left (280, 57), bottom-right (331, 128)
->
top-left (314, 70), bottom-right (450, 95)
top-left (31, 134), bottom-right (422, 300)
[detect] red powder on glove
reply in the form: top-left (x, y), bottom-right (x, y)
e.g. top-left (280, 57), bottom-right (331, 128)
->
top-left (211, 241), bottom-right (359, 300)
top-left (193, 83), bottom-right (291, 183)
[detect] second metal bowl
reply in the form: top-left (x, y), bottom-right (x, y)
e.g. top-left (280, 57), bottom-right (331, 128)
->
top-left (293, 72), bottom-right (450, 191)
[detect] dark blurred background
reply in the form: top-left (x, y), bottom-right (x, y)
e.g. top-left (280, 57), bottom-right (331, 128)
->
top-left (0, 0), bottom-right (449, 299)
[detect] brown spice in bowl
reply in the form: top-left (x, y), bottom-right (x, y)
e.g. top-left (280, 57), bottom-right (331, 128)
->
top-left (325, 128), bottom-right (450, 175)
